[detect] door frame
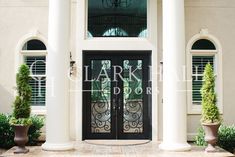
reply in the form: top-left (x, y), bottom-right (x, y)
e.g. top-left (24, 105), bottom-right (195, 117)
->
top-left (82, 50), bottom-right (152, 140)
top-left (75, 0), bottom-right (158, 142)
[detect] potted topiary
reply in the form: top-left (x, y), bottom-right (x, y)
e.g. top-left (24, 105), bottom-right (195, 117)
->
top-left (9, 64), bottom-right (32, 154)
top-left (200, 63), bottom-right (222, 152)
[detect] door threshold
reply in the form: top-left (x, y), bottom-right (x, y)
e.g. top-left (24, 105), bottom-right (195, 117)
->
top-left (85, 140), bottom-right (150, 146)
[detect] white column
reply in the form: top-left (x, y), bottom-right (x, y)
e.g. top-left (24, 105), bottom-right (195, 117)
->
top-left (42, 0), bottom-right (73, 151)
top-left (159, 0), bottom-right (191, 151)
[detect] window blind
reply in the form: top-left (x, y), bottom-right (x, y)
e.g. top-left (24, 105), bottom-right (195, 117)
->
top-left (29, 77), bottom-right (46, 106)
top-left (25, 56), bottom-right (46, 106)
top-left (25, 56), bottom-right (46, 75)
top-left (192, 56), bottom-right (214, 104)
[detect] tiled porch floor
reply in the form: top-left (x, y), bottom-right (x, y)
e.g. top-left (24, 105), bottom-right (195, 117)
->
top-left (1, 142), bottom-right (234, 157)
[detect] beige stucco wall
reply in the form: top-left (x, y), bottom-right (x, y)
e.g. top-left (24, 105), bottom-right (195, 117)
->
top-left (0, 0), bottom-right (235, 141)
top-left (0, 0), bottom-right (48, 113)
top-left (185, 0), bottom-right (235, 139)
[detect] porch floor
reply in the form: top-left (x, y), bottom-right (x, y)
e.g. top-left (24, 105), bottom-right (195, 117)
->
top-left (1, 142), bottom-right (234, 157)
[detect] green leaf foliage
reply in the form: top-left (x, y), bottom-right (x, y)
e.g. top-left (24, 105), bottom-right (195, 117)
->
top-left (194, 127), bottom-right (207, 146)
top-left (0, 114), bottom-right (14, 148)
top-left (28, 115), bottom-right (44, 145)
top-left (11, 64), bottom-right (32, 125)
top-left (201, 63), bottom-right (221, 124)
top-left (0, 114), bottom-right (44, 149)
top-left (218, 125), bottom-right (235, 153)
top-left (195, 125), bottom-right (235, 153)
top-left (9, 117), bottom-right (32, 126)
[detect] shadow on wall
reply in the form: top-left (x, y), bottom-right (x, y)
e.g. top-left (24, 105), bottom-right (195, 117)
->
top-left (0, 84), bottom-right (14, 113)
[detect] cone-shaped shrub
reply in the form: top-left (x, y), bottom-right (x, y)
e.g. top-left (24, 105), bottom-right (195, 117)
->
top-left (200, 63), bottom-right (221, 124)
top-left (10, 64), bottom-right (32, 125)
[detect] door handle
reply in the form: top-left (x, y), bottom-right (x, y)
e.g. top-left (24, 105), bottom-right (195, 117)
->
top-left (118, 98), bottom-right (121, 110)
top-left (112, 98), bottom-right (116, 110)
top-left (112, 98), bottom-right (122, 111)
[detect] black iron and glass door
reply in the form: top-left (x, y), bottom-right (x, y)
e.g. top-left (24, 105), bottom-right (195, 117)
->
top-left (83, 51), bottom-right (151, 139)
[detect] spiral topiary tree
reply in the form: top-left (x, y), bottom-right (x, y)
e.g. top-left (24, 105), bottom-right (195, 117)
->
top-left (200, 63), bottom-right (221, 124)
top-left (10, 64), bottom-right (32, 125)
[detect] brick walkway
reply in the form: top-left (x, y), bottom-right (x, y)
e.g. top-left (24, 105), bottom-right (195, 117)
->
top-left (1, 142), bottom-right (234, 157)
top-left (0, 149), bottom-right (6, 156)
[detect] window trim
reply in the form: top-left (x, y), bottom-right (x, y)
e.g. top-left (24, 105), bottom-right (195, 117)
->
top-left (186, 29), bottom-right (223, 114)
top-left (15, 32), bottom-right (48, 115)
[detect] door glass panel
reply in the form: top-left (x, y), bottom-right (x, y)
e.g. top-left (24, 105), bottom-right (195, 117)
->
top-left (123, 60), bottom-right (143, 133)
top-left (91, 60), bottom-right (111, 133)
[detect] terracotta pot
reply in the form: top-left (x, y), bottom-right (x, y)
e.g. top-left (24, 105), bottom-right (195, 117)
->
top-left (202, 123), bottom-right (221, 152)
top-left (13, 125), bottom-right (30, 154)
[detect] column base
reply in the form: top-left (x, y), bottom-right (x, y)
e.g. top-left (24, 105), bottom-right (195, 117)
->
top-left (42, 142), bottom-right (74, 151)
top-left (159, 142), bottom-right (191, 151)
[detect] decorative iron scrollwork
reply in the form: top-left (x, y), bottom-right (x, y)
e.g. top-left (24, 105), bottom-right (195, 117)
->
top-left (91, 101), bottom-right (111, 133)
top-left (123, 100), bottom-right (143, 133)
top-left (91, 60), bottom-right (111, 133)
top-left (102, 0), bottom-right (133, 9)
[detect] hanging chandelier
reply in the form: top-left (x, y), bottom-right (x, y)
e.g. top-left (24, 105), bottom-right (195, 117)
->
top-left (102, 0), bottom-right (132, 9)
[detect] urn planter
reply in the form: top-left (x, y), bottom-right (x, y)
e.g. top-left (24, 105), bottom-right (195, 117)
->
top-left (202, 123), bottom-right (220, 152)
top-left (13, 125), bottom-right (30, 154)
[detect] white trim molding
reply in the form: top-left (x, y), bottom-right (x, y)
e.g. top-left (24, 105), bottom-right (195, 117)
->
top-left (186, 29), bottom-right (223, 114)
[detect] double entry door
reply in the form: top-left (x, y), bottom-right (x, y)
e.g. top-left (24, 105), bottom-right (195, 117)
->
top-left (83, 51), bottom-right (151, 139)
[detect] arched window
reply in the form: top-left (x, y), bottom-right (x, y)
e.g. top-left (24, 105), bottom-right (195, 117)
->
top-left (22, 39), bottom-right (46, 50)
top-left (103, 27), bottom-right (128, 37)
top-left (192, 39), bottom-right (216, 50)
top-left (191, 39), bottom-right (216, 105)
top-left (187, 31), bottom-right (222, 114)
top-left (21, 39), bottom-right (47, 107)
top-left (138, 29), bottom-right (148, 38)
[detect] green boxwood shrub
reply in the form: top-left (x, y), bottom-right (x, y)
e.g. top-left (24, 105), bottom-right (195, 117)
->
top-left (194, 127), bottom-right (207, 146)
top-left (0, 114), bottom-right (44, 149)
top-left (201, 63), bottom-right (221, 124)
top-left (195, 125), bottom-right (235, 153)
top-left (218, 125), bottom-right (235, 153)
top-left (10, 64), bottom-right (32, 126)
top-left (0, 114), bottom-right (14, 148)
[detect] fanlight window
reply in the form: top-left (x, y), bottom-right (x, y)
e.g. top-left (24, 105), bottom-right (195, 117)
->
top-left (192, 39), bottom-right (216, 50)
top-left (22, 39), bottom-right (46, 50)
